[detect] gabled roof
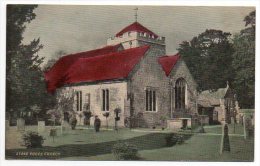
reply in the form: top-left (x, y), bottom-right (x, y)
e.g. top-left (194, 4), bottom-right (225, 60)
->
top-left (200, 87), bottom-right (228, 99)
top-left (198, 85), bottom-right (230, 107)
top-left (198, 95), bottom-right (220, 107)
top-left (158, 54), bottom-right (180, 76)
top-left (64, 45), bottom-right (150, 85)
top-left (44, 44), bottom-right (122, 93)
top-left (116, 22), bottom-right (158, 38)
top-left (45, 45), bottom-right (150, 93)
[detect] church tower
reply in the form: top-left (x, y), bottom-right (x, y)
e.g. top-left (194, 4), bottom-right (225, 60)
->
top-left (107, 21), bottom-right (166, 55)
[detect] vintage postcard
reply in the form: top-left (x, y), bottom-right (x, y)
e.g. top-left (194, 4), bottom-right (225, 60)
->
top-left (4, 4), bottom-right (256, 162)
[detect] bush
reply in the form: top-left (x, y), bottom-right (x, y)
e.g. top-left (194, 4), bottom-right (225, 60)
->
top-left (21, 131), bottom-right (44, 148)
top-left (176, 135), bottom-right (184, 144)
top-left (112, 142), bottom-right (139, 160)
top-left (194, 126), bottom-right (205, 133)
top-left (69, 116), bottom-right (77, 130)
top-left (165, 133), bottom-right (184, 147)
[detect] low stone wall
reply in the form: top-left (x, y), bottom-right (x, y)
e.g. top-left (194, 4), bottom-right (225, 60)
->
top-left (167, 118), bottom-right (192, 130)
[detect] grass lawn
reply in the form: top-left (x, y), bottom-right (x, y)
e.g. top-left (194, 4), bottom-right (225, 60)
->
top-left (204, 124), bottom-right (245, 135)
top-left (5, 125), bottom-right (254, 161)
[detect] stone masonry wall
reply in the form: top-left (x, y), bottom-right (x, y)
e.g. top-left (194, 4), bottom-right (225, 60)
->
top-left (169, 59), bottom-right (198, 115)
top-left (61, 81), bottom-right (127, 127)
top-left (128, 45), bottom-right (171, 128)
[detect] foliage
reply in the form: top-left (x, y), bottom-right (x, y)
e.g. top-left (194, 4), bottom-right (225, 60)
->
top-left (21, 131), bottom-right (44, 148)
top-left (83, 111), bottom-right (92, 125)
top-left (160, 115), bottom-right (167, 128)
top-left (83, 111), bottom-right (92, 119)
top-left (177, 29), bottom-right (234, 92)
top-left (194, 125), bottom-right (205, 133)
top-left (165, 133), bottom-right (185, 147)
top-left (112, 142), bottom-right (139, 160)
top-left (69, 114), bottom-right (77, 130)
top-left (103, 112), bottom-right (110, 129)
top-left (47, 109), bottom-right (62, 126)
top-left (43, 50), bottom-right (67, 72)
top-left (56, 88), bottom-right (75, 112)
top-left (232, 10), bottom-right (255, 109)
top-left (50, 128), bottom-right (57, 137)
top-left (6, 5), bottom-right (56, 119)
top-left (102, 112), bottom-right (110, 118)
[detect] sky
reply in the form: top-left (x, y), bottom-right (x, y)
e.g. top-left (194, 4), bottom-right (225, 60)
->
top-left (22, 5), bottom-right (255, 64)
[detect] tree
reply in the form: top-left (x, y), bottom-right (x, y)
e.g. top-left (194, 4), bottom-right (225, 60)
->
top-left (43, 50), bottom-right (67, 72)
top-left (6, 5), bottom-right (54, 121)
top-left (232, 10), bottom-right (255, 109)
top-left (177, 29), bottom-right (234, 91)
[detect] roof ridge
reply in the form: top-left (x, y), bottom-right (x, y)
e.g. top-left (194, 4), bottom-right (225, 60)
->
top-left (61, 45), bottom-right (150, 86)
top-left (61, 44), bottom-right (121, 59)
top-left (77, 45), bottom-right (150, 60)
top-left (116, 22), bottom-right (158, 38)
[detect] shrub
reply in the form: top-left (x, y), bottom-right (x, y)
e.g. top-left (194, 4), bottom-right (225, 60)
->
top-left (165, 133), bottom-right (184, 147)
top-left (112, 142), bottom-right (139, 160)
top-left (176, 135), bottom-right (184, 144)
top-left (194, 125), bottom-right (205, 133)
top-left (165, 133), bottom-right (176, 146)
top-left (69, 116), bottom-right (77, 130)
top-left (21, 131), bottom-right (44, 148)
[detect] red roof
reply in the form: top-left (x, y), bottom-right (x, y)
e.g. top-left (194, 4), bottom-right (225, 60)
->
top-left (116, 22), bottom-right (158, 38)
top-left (158, 54), bottom-right (180, 76)
top-left (44, 44), bottom-right (121, 93)
top-left (45, 45), bottom-right (150, 93)
top-left (64, 45), bottom-right (150, 85)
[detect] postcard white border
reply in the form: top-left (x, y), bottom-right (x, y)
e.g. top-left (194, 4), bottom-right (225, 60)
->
top-left (0, 1), bottom-right (259, 166)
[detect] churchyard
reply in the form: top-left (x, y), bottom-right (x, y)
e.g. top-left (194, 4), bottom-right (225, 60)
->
top-left (5, 124), bottom-right (254, 161)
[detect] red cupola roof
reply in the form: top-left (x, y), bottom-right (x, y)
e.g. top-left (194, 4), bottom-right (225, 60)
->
top-left (116, 22), bottom-right (158, 38)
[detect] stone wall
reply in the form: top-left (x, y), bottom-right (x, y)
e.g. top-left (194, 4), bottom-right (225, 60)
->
top-left (107, 31), bottom-right (165, 51)
top-left (128, 45), bottom-right (171, 127)
top-left (61, 81), bottom-right (128, 127)
top-left (169, 59), bottom-right (198, 115)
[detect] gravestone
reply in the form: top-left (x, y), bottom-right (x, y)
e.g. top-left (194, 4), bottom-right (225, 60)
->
top-left (243, 116), bottom-right (253, 139)
top-left (61, 120), bottom-right (71, 135)
top-left (243, 116), bottom-right (248, 139)
top-left (5, 120), bottom-right (10, 130)
top-left (17, 118), bottom-right (25, 131)
top-left (38, 121), bottom-right (45, 133)
top-left (220, 124), bottom-right (230, 154)
top-left (231, 117), bottom-right (235, 124)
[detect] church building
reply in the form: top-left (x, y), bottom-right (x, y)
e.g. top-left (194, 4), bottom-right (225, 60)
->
top-left (44, 21), bottom-right (198, 129)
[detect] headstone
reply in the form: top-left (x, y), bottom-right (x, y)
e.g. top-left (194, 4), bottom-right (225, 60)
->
top-left (220, 124), bottom-right (230, 154)
top-left (243, 116), bottom-right (247, 139)
top-left (17, 118), bottom-right (25, 131)
top-left (38, 121), bottom-right (45, 133)
top-left (231, 117), bottom-right (235, 124)
top-left (243, 116), bottom-right (252, 139)
top-left (5, 120), bottom-right (10, 130)
top-left (243, 115), bottom-right (253, 139)
top-left (61, 120), bottom-right (71, 135)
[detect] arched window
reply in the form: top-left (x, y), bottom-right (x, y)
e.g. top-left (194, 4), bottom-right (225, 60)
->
top-left (175, 78), bottom-right (186, 110)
